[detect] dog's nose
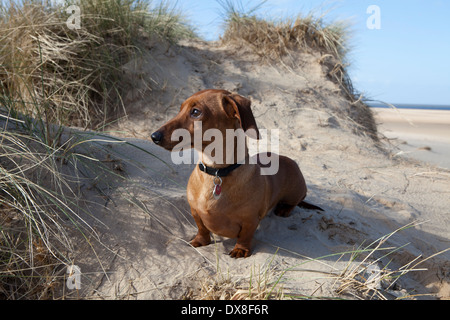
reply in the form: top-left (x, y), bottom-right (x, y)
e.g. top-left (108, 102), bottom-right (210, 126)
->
top-left (151, 131), bottom-right (163, 144)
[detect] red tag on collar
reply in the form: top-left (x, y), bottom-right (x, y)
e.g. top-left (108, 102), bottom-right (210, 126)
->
top-left (214, 184), bottom-right (222, 196)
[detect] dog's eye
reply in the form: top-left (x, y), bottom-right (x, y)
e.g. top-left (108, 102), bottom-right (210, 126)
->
top-left (190, 108), bottom-right (202, 119)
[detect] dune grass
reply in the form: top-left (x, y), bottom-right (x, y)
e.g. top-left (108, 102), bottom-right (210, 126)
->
top-left (218, 0), bottom-right (378, 140)
top-left (193, 221), bottom-right (447, 300)
top-left (219, 0), bottom-right (349, 62)
top-left (0, 0), bottom-right (194, 299)
top-left (0, 0), bottom-right (194, 130)
top-left (0, 102), bottom-right (131, 299)
top-left (0, 122), bottom-right (77, 299)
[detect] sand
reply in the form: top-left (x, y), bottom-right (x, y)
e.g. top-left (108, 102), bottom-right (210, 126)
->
top-left (373, 108), bottom-right (450, 169)
top-left (46, 39), bottom-right (450, 300)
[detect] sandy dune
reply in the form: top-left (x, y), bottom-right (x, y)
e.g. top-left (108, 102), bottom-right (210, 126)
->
top-left (56, 40), bottom-right (449, 300)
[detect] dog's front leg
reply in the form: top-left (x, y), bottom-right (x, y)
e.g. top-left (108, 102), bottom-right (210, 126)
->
top-left (190, 208), bottom-right (211, 248)
top-left (229, 220), bottom-right (259, 258)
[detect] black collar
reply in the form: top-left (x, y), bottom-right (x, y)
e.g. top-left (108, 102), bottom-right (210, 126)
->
top-left (198, 162), bottom-right (242, 177)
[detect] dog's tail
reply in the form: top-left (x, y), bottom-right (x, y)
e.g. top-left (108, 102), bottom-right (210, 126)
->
top-left (297, 201), bottom-right (324, 212)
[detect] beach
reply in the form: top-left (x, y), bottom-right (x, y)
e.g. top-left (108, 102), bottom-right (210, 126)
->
top-left (373, 108), bottom-right (450, 169)
top-left (69, 40), bottom-right (448, 299)
top-left (2, 21), bottom-right (450, 298)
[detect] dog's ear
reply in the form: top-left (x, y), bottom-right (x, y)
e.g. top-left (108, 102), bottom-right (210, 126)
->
top-left (223, 94), bottom-right (261, 139)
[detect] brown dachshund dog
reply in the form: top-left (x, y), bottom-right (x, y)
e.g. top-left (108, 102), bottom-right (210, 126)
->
top-left (151, 89), bottom-right (322, 258)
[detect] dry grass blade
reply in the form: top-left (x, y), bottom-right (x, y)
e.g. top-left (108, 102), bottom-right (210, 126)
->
top-left (334, 221), bottom-right (442, 300)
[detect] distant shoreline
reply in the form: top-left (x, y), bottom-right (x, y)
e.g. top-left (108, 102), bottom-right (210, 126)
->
top-left (373, 108), bottom-right (450, 169)
top-left (368, 103), bottom-right (450, 111)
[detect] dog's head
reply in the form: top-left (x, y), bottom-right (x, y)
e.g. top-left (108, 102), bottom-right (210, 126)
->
top-left (151, 89), bottom-right (260, 151)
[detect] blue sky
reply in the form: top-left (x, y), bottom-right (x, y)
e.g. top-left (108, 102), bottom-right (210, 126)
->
top-left (176, 0), bottom-right (450, 106)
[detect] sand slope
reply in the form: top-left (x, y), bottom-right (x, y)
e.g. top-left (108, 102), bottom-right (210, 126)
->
top-left (60, 39), bottom-right (449, 299)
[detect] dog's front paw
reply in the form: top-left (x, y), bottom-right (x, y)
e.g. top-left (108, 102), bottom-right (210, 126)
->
top-left (190, 235), bottom-right (211, 248)
top-left (229, 247), bottom-right (251, 258)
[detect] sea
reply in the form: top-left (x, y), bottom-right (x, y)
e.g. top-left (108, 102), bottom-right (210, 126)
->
top-left (367, 103), bottom-right (450, 111)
